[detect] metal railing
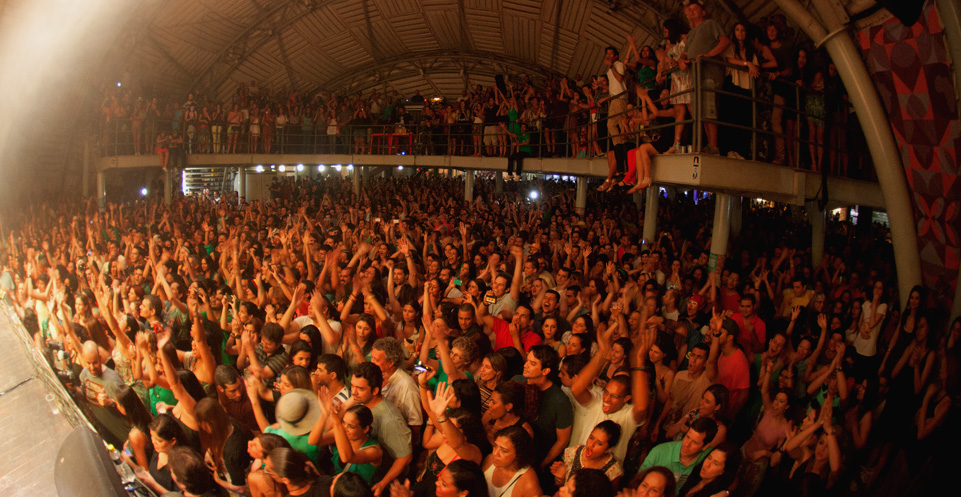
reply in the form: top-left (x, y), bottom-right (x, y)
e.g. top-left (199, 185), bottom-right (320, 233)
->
top-left (98, 58), bottom-right (873, 180)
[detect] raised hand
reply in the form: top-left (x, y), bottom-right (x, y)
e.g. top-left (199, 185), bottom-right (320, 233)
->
top-left (428, 381), bottom-right (456, 418)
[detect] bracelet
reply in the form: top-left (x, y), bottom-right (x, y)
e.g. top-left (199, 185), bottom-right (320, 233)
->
top-left (631, 365), bottom-right (651, 373)
top-left (437, 416), bottom-right (448, 424)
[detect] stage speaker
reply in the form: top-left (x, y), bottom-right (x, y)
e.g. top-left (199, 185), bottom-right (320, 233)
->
top-left (54, 426), bottom-right (128, 497)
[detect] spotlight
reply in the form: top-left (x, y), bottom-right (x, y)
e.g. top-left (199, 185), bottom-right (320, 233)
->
top-left (347, 164), bottom-right (354, 171)
top-left (296, 164), bottom-right (304, 172)
top-left (116, 82), bottom-right (122, 87)
top-left (270, 164), bottom-right (276, 170)
top-left (333, 164), bottom-right (342, 172)
top-left (140, 187), bottom-right (148, 196)
top-left (397, 165), bottom-right (404, 170)
top-left (318, 164), bottom-right (326, 172)
top-left (278, 164), bottom-right (286, 172)
top-left (528, 190), bottom-right (539, 200)
top-left (255, 165), bottom-right (264, 173)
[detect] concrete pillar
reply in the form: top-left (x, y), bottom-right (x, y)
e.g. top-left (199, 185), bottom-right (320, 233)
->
top-left (353, 166), bottom-right (361, 195)
top-left (464, 170), bottom-right (474, 202)
top-left (776, 0), bottom-right (921, 310)
top-left (163, 168), bottom-right (172, 205)
top-left (96, 171), bottom-right (106, 213)
top-left (709, 193), bottom-right (732, 272)
top-left (575, 177), bottom-right (587, 215)
top-left (238, 166), bottom-right (247, 207)
top-left (495, 173), bottom-right (504, 194)
top-left (643, 189), bottom-right (659, 244)
top-left (807, 200), bottom-right (826, 267)
top-left (953, 263), bottom-right (961, 323)
top-left (731, 196), bottom-right (743, 239)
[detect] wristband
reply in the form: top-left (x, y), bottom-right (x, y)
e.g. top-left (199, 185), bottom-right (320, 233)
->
top-left (437, 416), bottom-right (448, 424)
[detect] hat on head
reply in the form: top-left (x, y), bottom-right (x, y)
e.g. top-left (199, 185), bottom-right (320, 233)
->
top-left (688, 293), bottom-right (706, 309)
top-left (721, 318), bottom-right (739, 337)
top-left (275, 389), bottom-right (321, 436)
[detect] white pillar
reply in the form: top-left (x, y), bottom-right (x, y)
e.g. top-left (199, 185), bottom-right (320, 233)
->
top-left (353, 166), bottom-right (361, 195)
top-left (643, 189), bottom-right (659, 244)
top-left (575, 177), bottom-right (587, 215)
top-left (464, 170), bottom-right (474, 202)
top-left (238, 166), bottom-right (247, 207)
top-left (495, 173), bottom-right (504, 194)
top-left (96, 171), bottom-right (106, 212)
top-left (709, 193), bottom-right (732, 272)
top-left (163, 168), bottom-right (172, 205)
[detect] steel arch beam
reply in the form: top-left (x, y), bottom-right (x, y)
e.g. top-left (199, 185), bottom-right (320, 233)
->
top-left (315, 50), bottom-right (565, 92)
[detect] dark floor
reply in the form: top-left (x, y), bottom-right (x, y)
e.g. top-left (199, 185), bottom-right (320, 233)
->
top-left (0, 311), bottom-right (75, 497)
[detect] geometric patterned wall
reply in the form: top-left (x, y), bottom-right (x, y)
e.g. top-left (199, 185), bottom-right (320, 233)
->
top-left (856, 0), bottom-right (960, 310)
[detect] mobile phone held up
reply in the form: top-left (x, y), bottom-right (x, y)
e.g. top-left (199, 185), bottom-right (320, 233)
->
top-left (484, 294), bottom-right (496, 305)
top-left (412, 361), bottom-right (430, 375)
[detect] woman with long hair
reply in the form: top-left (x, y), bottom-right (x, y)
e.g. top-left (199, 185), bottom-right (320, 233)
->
top-left (659, 18), bottom-right (690, 155)
top-left (194, 397), bottom-right (253, 494)
top-left (117, 383), bottom-right (154, 469)
top-left (677, 442), bottom-right (741, 497)
top-left (551, 421), bottom-right (624, 487)
top-left (316, 387), bottom-right (383, 484)
top-left (134, 413), bottom-right (187, 494)
top-left (414, 381), bottom-right (486, 496)
top-left (265, 447), bottom-right (324, 496)
top-left (481, 381), bottom-right (534, 443)
top-left (477, 352), bottom-right (510, 412)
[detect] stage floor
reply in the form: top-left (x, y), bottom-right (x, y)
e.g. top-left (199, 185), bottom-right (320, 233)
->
top-left (0, 311), bottom-right (75, 496)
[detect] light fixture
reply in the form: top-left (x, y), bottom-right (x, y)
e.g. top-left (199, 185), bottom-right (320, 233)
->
top-left (318, 164), bottom-right (326, 172)
top-left (140, 187), bottom-right (148, 196)
top-left (333, 164), bottom-right (342, 172)
top-left (278, 164), bottom-right (286, 172)
top-left (397, 165), bottom-right (404, 170)
top-left (116, 82), bottom-right (122, 87)
top-left (296, 164), bottom-right (304, 172)
top-left (346, 164), bottom-right (354, 171)
top-left (270, 164), bottom-right (276, 170)
top-left (255, 165), bottom-right (264, 173)
top-left (528, 190), bottom-right (539, 200)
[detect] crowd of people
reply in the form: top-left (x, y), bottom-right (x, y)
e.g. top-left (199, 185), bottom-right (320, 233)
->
top-left (0, 165), bottom-right (957, 497)
top-left (100, 2), bottom-right (867, 178)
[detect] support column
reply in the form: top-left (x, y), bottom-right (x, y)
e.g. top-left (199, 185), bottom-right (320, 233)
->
top-left (730, 196), bottom-right (743, 239)
top-left (776, 0), bottom-right (921, 309)
top-left (464, 170), bottom-right (474, 202)
top-left (575, 177), bottom-right (587, 215)
top-left (807, 200), bottom-right (826, 267)
top-left (709, 193), bottom-right (732, 272)
top-left (495, 172), bottom-right (504, 194)
top-left (238, 166), bottom-right (247, 207)
top-left (353, 166), bottom-right (361, 195)
top-left (163, 168), bottom-right (172, 205)
top-left (643, 189), bottom-right (659, 244)
top-left (96, 171), bottom-right (106, 213)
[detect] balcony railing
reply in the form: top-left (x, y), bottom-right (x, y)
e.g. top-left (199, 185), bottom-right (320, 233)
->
top-left (99, 58), bottom-right (874, 181)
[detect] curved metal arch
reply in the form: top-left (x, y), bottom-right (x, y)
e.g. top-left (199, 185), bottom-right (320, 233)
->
top-left (314, 50), bottom-right (566, 93)
top-left (186, 0), bottom-right (339, 93)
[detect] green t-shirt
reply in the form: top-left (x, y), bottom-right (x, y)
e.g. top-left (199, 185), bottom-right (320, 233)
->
top-left (639, 440), bottom-right (712, 493)
top-left (265, 426), bottom-right (321, 464)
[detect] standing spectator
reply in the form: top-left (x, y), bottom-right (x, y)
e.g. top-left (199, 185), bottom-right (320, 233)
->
top-left (680, 0), bottom-right (730, 155)
top-left (660, 18), bottom-right (691, 155)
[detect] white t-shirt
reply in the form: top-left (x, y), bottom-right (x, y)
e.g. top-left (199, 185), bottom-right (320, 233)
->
top-left (570, 389), bottom-right (643, 462)
top-left (851, 301), bottom-right (886, 357)
top-left (607, 61), bottom-right (628, 99)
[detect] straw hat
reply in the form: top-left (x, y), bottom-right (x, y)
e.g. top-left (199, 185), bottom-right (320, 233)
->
top-left (275, 389), bottom-right (320, 436)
